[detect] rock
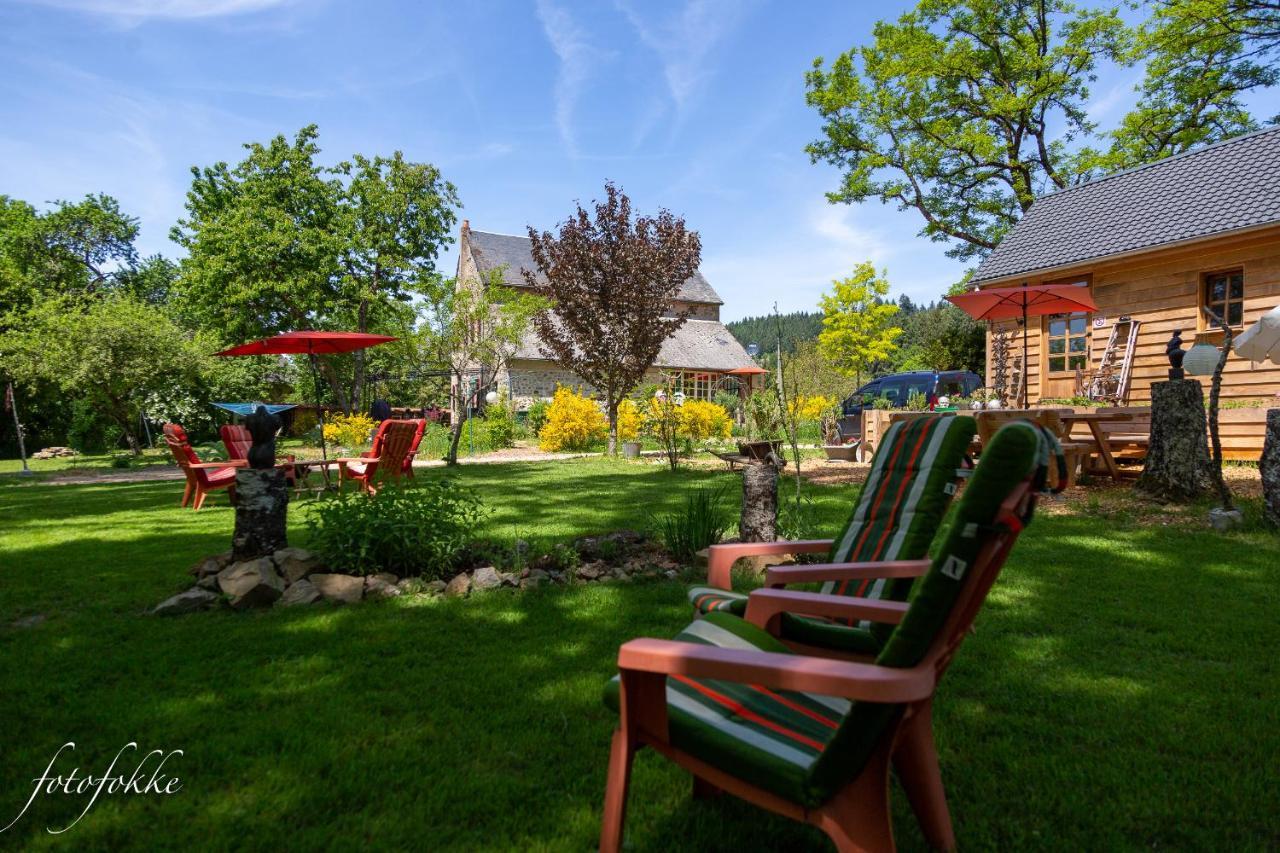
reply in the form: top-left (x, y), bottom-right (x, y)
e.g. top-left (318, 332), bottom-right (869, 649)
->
top-left (196, 574), bottom-right (220, 591)
top-left (694, 547), bottom-right (710, 568)
top-left (217, 558), bottom-right (285, 609)
top-left (576, 562), bottom-right (604, 581)
top-left (528, 569), bottom-right (549, 582)
top-left (424, 579), bottom-right (448, 596)
top-left (277, 578), bottom-right (321, 607)
top-left (273, 547), bottom-right (321, 583)
top-left (372, 572), bottom-right (399, 586)
top-left (519, 576), bottom-right (541, 590)
top-left (154, 587), bottom-right (220, 616)
top-left (1208, 506), bottom-right (1245, 532)
top-left (364, 576), bottom-right (402, 599)
top-left (11, 613), bottom-right (46, 629)
top-left (499, 571), bottom-right (518, 587)
top-left (664, 570), bottom-right (679, 580)
top-left (471, 566), bottom-right (503, 591)
top-left (445, 573), bottom-right (471, 598)
top-left (189, 551), bottom-right (233, 578)
top-left (309, 573), bottom-right (365, 604)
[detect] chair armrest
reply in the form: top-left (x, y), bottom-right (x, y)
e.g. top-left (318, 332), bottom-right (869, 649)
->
top-left (764, 559), bottom-right (931, 587)
top-left (189, 461), bottom-right (238, 470)
top-left (617, 638), bottom-right (933, 703)
top-left (705, 539), bottom-right (834, 589)
top-left (336, 456), bottom-right (380, 464)
top-left (744, 589), bottom-right (909, 634)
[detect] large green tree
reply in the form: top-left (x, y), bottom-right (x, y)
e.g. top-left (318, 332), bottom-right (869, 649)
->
top-left (1094, 0), bottom-right (1279, 170)
top-left (172, 125), bottom-right (459, 413)
top-left (817, 262), bottom-right (903, 386)
top-left (806, 0), bottom-right (1127, 261)
top-left (3, 295), bottom-right (195, 453)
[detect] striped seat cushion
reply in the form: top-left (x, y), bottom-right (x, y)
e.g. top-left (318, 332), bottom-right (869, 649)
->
top-left (603, 612), bottom-right (847, 805)
top-left (686, 586), bottom-right (748, 616)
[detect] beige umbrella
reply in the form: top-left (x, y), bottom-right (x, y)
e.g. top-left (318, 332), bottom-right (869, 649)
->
top-left (1234, 305), bottom-right (1280, 365)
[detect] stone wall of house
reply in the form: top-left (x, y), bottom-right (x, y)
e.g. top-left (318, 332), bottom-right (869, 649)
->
top-left (507, 361), bottom-right (597, 407)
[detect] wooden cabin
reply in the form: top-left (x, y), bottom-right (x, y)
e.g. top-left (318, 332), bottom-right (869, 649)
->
top-left (969, 127), bottom-right (1280, 458)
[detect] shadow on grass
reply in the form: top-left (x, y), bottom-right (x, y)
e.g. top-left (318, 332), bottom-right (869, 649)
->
top-left (0, 467), bottom-right (1276, 849)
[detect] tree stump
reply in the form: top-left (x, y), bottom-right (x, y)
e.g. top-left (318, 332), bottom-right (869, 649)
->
top-left (232, 468), bottom-right (289, 561)
top-left (1261, 409), bottom-right (1280, 529)
top-left (1134, 379), bottom-right (1213, 503)
top-left (740, 454), bottom-right (783, 542)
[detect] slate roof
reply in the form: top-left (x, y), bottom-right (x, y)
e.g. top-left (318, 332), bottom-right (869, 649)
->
top-left (513, 318), bottom-right (757, 372)
top-left (465, 227), bottom-right (723, 304)
top-left (971, 126), bottom-right (1280, 285)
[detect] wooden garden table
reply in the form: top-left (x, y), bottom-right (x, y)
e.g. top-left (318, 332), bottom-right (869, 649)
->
top-left (1060, 411), bottom-right (1135, 481)
top-left (291, 458), bottom-right (341, 493)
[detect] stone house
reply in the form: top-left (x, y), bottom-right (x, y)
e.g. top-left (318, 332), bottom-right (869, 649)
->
top-left (453, 221), bottom-right (759, 411)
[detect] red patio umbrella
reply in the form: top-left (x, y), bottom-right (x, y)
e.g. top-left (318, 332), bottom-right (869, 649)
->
top-left (946, 283), bottom-right (1097, 407)
top-left (216, 331), bottom-right (398, 459)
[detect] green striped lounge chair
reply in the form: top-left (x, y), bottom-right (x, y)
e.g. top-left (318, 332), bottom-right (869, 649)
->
top-left (688, 414), bottom-right (977, 657)
top-left (601, 420), bottom-right (1064, 853)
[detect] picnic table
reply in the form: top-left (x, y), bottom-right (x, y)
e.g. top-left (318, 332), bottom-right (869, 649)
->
top-left (1060, 410), bottom-right (1139, 481)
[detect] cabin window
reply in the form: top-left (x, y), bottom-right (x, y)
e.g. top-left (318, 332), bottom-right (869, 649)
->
top-left (1045, 313), bottom-right (1089, 374)
top-left (1202, 269), bottom-right (1244, 327)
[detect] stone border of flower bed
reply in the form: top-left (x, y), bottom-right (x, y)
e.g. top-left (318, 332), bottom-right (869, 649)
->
top-left (154, 532), bottom-right (685, 616)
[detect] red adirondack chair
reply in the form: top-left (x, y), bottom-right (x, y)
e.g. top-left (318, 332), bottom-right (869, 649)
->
top-left (163, 423), bottom-right (244, 510)
top-left (220, 424), bottom-right (296, 486)
top-left (600, 421), bottom-right (1063, 852)
top-left (337, 419), bottom-right (423, 494)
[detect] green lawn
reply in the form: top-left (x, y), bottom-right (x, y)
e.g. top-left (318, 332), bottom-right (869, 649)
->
top-left (0, 459), bottom-right (1277, 850)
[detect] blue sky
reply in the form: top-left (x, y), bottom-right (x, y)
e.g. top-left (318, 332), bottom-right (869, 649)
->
top-left (2, 0), bottom-right (1277, 322)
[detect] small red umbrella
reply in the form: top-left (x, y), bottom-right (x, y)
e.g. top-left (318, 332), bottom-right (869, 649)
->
top-left (946, 283), bottom-right (1097, 407)
top-left (216, 331), bottom-right (398, 459)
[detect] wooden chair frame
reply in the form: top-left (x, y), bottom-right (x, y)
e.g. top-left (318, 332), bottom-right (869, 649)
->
top-left (601, 484), bottom-right (1034, 853)
top-left (337, 419), bottom-right (423, 495)
top-left (163, 424), bottom-right (245, 511)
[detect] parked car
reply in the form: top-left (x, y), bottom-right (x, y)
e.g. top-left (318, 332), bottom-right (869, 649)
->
top-left (837, 370), bottom-right (983, 438)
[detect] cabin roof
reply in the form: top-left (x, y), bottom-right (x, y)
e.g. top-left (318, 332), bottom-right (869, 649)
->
top-left (465, 227), bottom-right (723, 305)
top-left (971, 126), bottom-right (1280, 285)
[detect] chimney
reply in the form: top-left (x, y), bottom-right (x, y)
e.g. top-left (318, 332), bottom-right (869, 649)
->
top-left (461, 219), bottom-right (470, 233)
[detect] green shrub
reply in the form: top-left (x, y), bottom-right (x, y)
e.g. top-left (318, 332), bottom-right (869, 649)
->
top-left (649, 484), bottom-right (732, 563)
top-left (110, 452), bottom-right (133, 468)
top-left (306, 479), bottom-right (489, 579)
top-left (418, 422), bottom-right (453, 460)
top-left (483, 406), bottom-right (515, 449)
top-left (525, 399), bottom-right (550, 434)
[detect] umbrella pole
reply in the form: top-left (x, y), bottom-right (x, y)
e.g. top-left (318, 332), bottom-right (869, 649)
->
top-left (1022, 302), bottom-right (1030, 409)
top-left (308, 349), bottom-right (327, 462)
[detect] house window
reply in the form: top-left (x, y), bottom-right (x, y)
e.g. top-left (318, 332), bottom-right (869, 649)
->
top-left (1045, 313), bottom-right (1089, 374)
top-left (1203, 270), bottom-right (1244, 327)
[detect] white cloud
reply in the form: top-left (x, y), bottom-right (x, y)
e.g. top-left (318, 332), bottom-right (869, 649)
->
top-left (16, 0), bottom-right (295, 19)
top-left (616, 0), bottom-right (752, 115)
top-left (702, 201), bottom-right (964, 320)
top-left (535, 0), bottom-right (605, 157)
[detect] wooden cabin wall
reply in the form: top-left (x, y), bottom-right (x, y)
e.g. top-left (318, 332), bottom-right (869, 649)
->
top-left (983, 226), bottom-right (1280, 406)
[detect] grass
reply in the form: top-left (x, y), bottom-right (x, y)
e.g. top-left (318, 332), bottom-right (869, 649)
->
top-left (0, 458), bottom-right (1278, 850)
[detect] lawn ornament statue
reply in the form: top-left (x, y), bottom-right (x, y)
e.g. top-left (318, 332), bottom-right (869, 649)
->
top-left (1166, 329), bottom-right (1185, 380)
top-left (244, 405), bottom-right (281, 469)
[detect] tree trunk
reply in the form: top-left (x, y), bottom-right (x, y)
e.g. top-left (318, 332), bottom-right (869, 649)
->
top-left (607, 396), bottom-right (619, 456)
top-left (1134, 379), bottom-right (1213, 503)
top-left (1261, 409), bottom-right (1280, 530)
top-left (232, 468), bottom-right (289, 561)
top-left (446, 411), bottom-right (465, 466)
top-left (740, 456), bottom-right (782, 542)
top-left (313, 354), bottom-right (351, 415)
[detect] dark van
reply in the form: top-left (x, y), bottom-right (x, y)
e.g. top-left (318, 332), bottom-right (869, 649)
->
top-left (838, 370), bottom-right (982, 437)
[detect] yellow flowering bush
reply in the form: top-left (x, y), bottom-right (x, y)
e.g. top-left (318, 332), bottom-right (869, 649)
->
top-left (322, 412), bottom-right (377, 450)
top-left (617, 398), bottom-right (642, 442)
top-left (678, 399), bottom-right (733, 441)
top-left (539, 386), bottom-right (608, 451)
top-left (788, 394), bottom-right (837, 422)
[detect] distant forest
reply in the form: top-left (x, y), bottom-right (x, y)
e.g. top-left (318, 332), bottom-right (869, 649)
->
top-left (724, 311), bottom-right (823, 355)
